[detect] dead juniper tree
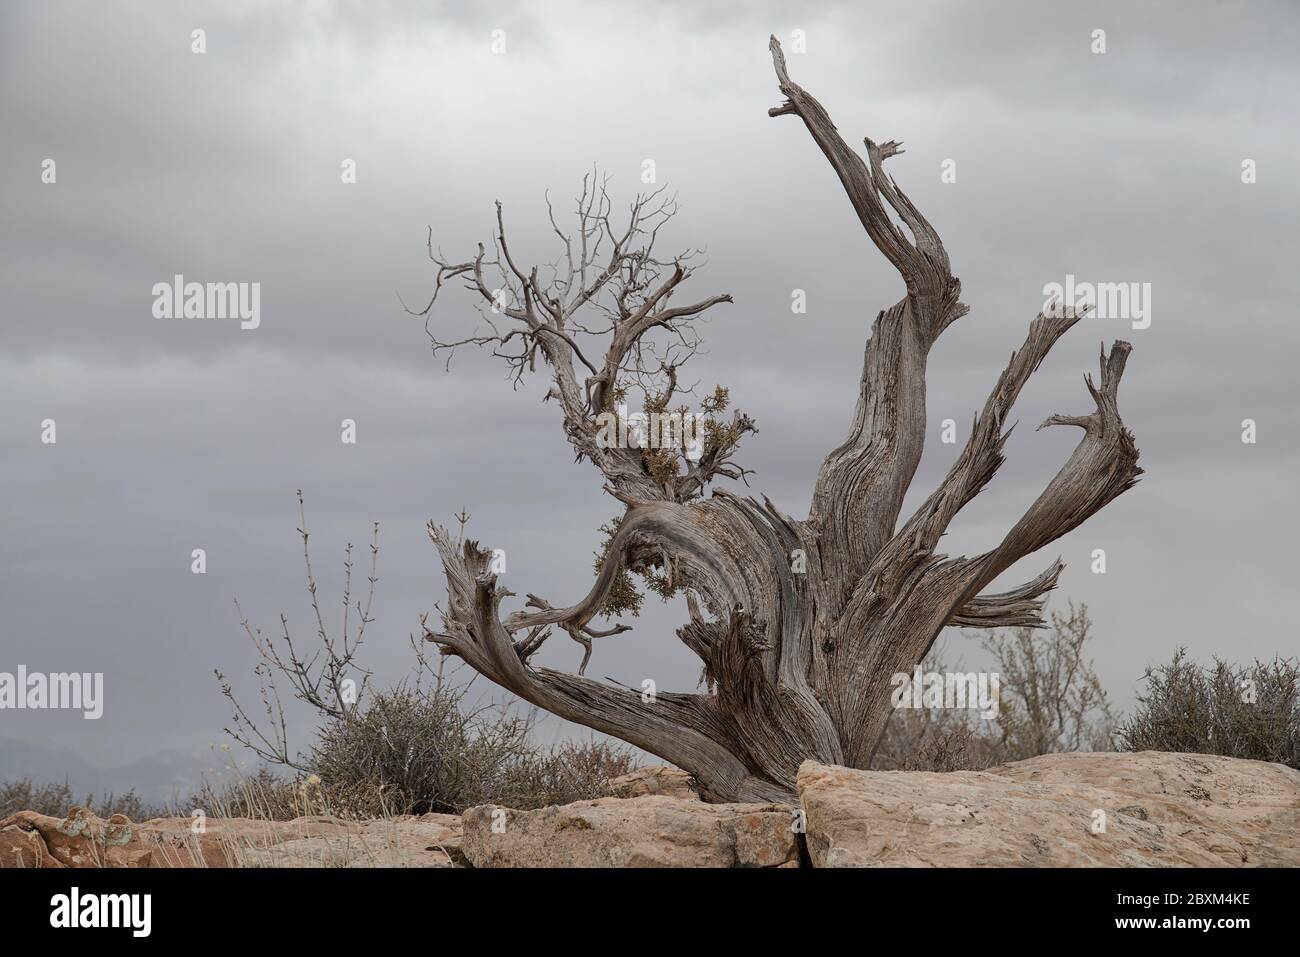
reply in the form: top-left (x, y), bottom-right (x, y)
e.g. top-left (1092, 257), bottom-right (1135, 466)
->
top-left (416, 38), bottom-right (1142, 803)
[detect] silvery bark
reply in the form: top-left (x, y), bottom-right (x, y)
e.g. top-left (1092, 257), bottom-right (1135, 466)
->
top-left (420, 38), bottom-right (1142, 803)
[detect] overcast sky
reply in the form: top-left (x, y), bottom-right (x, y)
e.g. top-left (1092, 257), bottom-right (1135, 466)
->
top-left (2, 0), bottom-right (1297, 791)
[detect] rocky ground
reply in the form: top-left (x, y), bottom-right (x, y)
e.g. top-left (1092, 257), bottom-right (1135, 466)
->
top-left (2, 751), bottom-right (1296, 868)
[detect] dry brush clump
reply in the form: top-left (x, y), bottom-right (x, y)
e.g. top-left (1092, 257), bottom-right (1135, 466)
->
top-left (872, 604), bottom-right (1116, 771)
top-left (308, 685), bottom-right (635, 815)
top-left (216, 499), bottom-right (636, 820)
top-left (183, 766), bottom-right (317, 821)
top-left (1118, 650), bottom-right (1300, 770)
top-left (983, 603), bottom-right (1117, 759)
top-left (0, 779), bottom-right (165, 821)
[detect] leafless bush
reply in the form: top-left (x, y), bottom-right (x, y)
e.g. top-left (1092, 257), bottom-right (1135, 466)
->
top-left (1118, 650), bottom-right (1300, 769)
top-left (984, 603), bottom-right (1116, 759)
top-left (872, 708), bottom-right (1006, 772)
top-left (217, 498), bottom-right (637, 817)
top-left (489, 739), bottom-right (637, 809)
top-left (869, 644), bottom-right (1007, 772)
top-left (872, 604), bottom-right (1115, 770)
top-left (217, 490), bottom-right (377, 771)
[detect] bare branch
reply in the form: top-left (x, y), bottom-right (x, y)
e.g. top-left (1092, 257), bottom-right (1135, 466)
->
top-left (220, 497), bottom-right (377, 769)
top-left (412, 175), bottom-right (743, 504)
top-left (850, 302), bottom-right (1092, 624)
top-left (767, 35), bottom-right (966, 337)
top-left (769, 35), bottom-right (971, 585)
top-left (874, 339), bottom-right (1141, 654)
top-left (947, 559), bottom-right (1063, 629)
top-left (423, 522), bottom-right (789, 803)
top-left (976, 339), bottom-right (1142, 584)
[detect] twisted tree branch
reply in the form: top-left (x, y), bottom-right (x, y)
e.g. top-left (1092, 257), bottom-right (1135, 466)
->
top-left (768, 35), bottom-right (969, 588)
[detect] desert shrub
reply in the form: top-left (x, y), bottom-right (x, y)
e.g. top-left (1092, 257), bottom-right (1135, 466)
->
top-left (872, 708), bottom-right (1004, 772)
top-left (487, 739), bottom-right (637, 809)
top-left (183, 766), bottom-right (306, 821)
top-left (0, 778), bottom-right (164, 820)
top-left (308, 685), bottom-right (635, 814)
top-left (984, 604), bottom-right (1116, 759)
top-left (1118, 650), bottom-right (1300, 769)
top-left (0, 780), bottom-right (74, 816)
top-left (216, 501), bottom-right (637, 817)
top-left (0, 779), bottom-right (77, 817)
top-left (872, 603), bottom-right (1115, 771)
top-left (310, 684), bottom-right (519, 814)
top-left (173, 702), bottom-right (637, 822)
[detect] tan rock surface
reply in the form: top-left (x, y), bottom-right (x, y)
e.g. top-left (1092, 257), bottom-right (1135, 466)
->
top-left (234, 813), bottom-right (464, 867)
top-left (461, 795), bottom-right (798, 867)
top-left (7, 752), bottom-right (1293, 868)
top-left (0, 807), bottom-right (463, 868)
top-left (601, 766), bottom-right (699, 800)
top-left (797, 751), bottom-right (1300, 867)
top-left (0, 817), bottom-right (61, 867)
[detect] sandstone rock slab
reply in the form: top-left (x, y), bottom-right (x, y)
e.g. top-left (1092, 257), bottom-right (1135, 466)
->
top-left (462, 795), bottom-right (797, 867)
top-left (0, 807), bottom-right (463, 868)
top-left (797, 751), bottom-right (1300, 867)
top-left (601, 766), bottom-right (699, 800)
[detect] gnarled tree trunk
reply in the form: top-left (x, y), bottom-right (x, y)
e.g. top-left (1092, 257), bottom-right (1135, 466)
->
top-left (418, 38), bottom-right (1141, 803)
